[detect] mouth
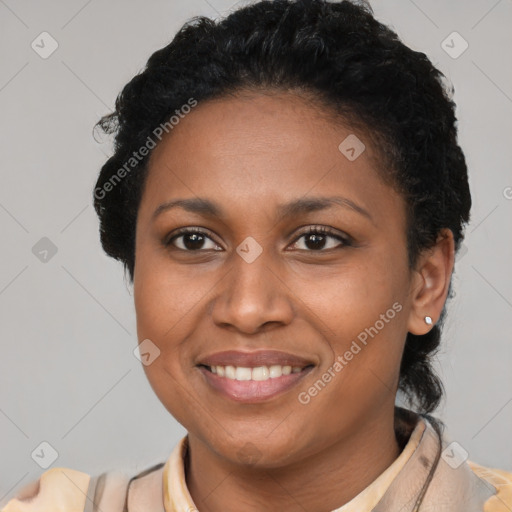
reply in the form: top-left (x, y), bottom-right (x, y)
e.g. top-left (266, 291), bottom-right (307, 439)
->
top-left (199, 363), bottom-right (312, 380)
top-left (197, 359), bottom-right (315, 403)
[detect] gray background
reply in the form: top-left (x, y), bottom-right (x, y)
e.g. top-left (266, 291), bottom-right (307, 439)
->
top-left (1, 0), bottom-right (511, 504)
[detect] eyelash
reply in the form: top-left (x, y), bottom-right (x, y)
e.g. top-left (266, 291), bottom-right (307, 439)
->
top-left (164, 225), bottom-right (351, 252)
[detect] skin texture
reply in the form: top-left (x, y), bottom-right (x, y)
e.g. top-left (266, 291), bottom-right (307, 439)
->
top-left (133, 91), bottom-right (455, 512)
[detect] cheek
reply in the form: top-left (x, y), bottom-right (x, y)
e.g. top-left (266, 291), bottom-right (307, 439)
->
top-left (300, 256), bottom-right (408, 392)
top-left (294, 277), bottom-right (406, 435)
top-left (133, 259), bottom-right (199, 425)
top-left (306, 257), bottom-right (407, 337)
top-left (134, 246), bottom-right (211, 340)
top-left (133, 249), bottom-right (217, 406)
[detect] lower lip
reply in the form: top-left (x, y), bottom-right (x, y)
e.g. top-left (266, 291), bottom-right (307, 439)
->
top-left (198, 366), bottom-right (313, 403)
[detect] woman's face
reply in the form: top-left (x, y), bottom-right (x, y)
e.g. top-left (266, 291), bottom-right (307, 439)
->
top-left (133, 91), bottom-right (418, 467)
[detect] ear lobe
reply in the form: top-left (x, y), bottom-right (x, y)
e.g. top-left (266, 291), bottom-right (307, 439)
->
top-left (407, 229), bottom-right (455, 335)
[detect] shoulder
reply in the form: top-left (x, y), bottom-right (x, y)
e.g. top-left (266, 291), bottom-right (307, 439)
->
top-left (467, 459), bottom-right (512, 512)
top-left (1, 467), bottom-right (91, 511)
top-left (0, 466), bottom-right (130, 512)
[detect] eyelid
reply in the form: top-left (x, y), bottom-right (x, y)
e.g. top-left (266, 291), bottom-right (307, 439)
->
top-left (164, 226), bottom-right (223, 249)
top-left (289, 225), bottom-right (351, 249)
top-left (293, 225), bottom-right (350, 241)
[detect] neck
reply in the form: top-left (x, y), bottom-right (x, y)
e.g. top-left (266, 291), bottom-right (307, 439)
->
top-left (185, 407), bottom-right (405, 512)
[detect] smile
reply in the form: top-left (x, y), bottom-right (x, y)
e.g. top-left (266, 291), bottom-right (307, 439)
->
top-left (207, 364), bottom-right (304, 380)
top-left (198, 364), bottom-right (314, 402)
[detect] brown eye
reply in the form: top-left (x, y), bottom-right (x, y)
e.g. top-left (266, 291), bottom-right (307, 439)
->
top-left (165, 228), bottom-right (222, 251)
top-left (290, 226), bottom-right (350, 251)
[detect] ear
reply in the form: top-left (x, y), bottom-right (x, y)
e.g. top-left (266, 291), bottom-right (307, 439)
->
top-left (407, 228), bottom-right (455, 335)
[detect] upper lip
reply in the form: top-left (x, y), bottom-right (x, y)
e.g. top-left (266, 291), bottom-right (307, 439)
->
top-left (198, 350), bottom-right (315, 368)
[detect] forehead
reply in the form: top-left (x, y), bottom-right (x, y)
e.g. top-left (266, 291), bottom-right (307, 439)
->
top-left (149, 91), bottom-right (376, 164)
top-left (139, 92), bottom-right (403, 226)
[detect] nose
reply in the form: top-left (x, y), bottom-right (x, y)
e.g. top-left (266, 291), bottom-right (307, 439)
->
top-left (210, 249), bottom-right (294, 334)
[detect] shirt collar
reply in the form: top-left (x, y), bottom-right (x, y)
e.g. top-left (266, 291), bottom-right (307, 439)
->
top-left (163, 407), bottom-right (424, 512)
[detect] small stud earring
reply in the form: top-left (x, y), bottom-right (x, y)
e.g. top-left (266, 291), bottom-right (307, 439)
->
top-left (425, 316), bottom-right (433, 325)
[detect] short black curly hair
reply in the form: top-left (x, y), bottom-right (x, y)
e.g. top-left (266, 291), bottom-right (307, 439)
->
top-left (93, 0), bottom-right (471, 415)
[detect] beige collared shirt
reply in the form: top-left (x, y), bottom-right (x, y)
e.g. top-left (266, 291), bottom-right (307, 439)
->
top-left (3, 414), bottom-right (512, 511)
top-left (165, 420), bottom-right (426, 511)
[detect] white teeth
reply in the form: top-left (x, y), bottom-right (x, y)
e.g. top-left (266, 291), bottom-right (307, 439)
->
top-left (252, 366), bottom-right (269, 381)
top-left (269, 365), bottom-right (283, 378)
top-left (208, 364), bottom-right (303, 381)
top-left (235, 367), bottom-right (252, 380)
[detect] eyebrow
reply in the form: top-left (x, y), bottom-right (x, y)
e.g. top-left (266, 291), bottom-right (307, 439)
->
top-left (152, 195), bottom-right (373, 223)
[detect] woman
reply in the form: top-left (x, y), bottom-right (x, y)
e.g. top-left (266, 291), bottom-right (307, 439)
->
top-left (3, 0), bottom-right (511, 510)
